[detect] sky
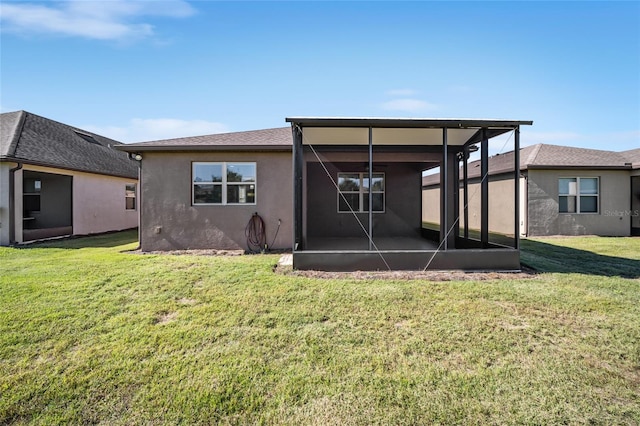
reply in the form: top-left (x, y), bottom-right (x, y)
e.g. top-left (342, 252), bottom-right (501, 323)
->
top-left (1, 0), bottom-right (639, 152)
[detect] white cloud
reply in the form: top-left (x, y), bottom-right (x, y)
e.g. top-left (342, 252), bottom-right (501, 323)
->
top-left (380, 98), bottom-right (438, 113)
top-left (83, 118), bottom-right (229, 143)
top-left (0, 0), bottom-right (195, 41)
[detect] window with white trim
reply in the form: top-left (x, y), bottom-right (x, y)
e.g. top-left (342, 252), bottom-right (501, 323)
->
top-left (559, 177), bottom-right (598, 213)
top-left (337, 172), bottom-right (385, 213)
top-left (125, 184), bottom-right (136, 210)
top-left (193, 162), bottom-right (256, 205)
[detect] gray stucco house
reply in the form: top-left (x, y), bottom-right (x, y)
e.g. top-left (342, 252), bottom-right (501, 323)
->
top-left (119, 117), bottom-right (533, 271)
top-left (118, 127), bottom-right (294, 253)
top-left (423, 143), bottom-right (640, 237)
top-left (0, 111), bottom-right (139, 245)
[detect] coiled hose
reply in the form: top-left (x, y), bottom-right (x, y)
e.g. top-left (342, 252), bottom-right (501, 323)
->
top-left (245, 213), bottom-right (266, 253)
top-left (245, 212), bottom-right (281, 253)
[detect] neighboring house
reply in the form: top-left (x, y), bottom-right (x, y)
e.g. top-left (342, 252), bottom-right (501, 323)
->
top-left (119, 117), bottom-right (533, 271)
top-left (422, 143), bottom-right (640, 237)
top-left (0, 111), bottom-right (139, 245)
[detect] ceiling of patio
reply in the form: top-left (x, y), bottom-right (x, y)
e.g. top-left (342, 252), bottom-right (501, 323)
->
top-left (300, 127), bottom-right (479, 146)
top-left (287, 117), bottom-right (532, 147)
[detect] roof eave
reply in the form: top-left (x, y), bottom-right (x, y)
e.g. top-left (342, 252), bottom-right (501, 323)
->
top-left (286, 117), bottom-right (533, 128)
top-left (116, 144), bottom-right (292, 153)
top-left (0, 157), bottom-right (138, 179)
top-left (527, 165), bottom-right (632, 170)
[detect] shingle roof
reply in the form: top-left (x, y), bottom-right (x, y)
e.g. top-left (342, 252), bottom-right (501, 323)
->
top-left (621, 148), bottom-right (640, 168)
top-left (529, 144), bottom-right (629, 168)
top-left (0, 110), bottom-right (24, 158)
top-left (117, 127), bottom-right (292, 152)
top-left (422, 143), bottom-right (637, 186)
top-left (0, 111), bottom-right (138, 179)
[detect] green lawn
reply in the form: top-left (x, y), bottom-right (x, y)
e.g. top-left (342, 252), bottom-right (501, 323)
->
top-left (1, 232), bottom-right (639, 425)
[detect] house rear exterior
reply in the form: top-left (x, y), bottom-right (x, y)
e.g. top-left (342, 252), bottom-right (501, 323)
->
top-left (0, 111), bottom-right (139, 245)
top-left (423, 144), bottom-right (640, 237)
top-left (117, 127), bottom-right (293, 252)
top-left (121, 117), bottom-right (533, 271)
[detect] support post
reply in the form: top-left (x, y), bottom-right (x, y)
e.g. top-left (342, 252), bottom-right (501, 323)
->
top-left (453, 152), bottom-right (460, 241)
top-left (481, 128), bottom-right (489, 247)
top-left (463, 146), bottom-right (469, 239)
top-left (514, 126), bottom-right (520, 249)
top-left (441, 128), bottom-right (448, 250)
top-left (292, 125), bottom-right (304, 251)
top-left (439, 128), bottom-right (457, 250)
top-left (368, 126), bottom-right (373, 251)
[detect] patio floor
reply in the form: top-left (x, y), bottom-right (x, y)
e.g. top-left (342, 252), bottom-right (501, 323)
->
top-left (305, 236), bottom-right (439, 251)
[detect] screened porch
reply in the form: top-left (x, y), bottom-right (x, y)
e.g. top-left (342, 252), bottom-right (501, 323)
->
top-left (287, 117), bottom-right (532, 271)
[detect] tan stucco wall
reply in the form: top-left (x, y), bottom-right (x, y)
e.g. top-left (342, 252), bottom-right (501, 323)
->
top-left (1, 164), bottom-right (138, 244)
top-left (70, 170), bottom-right (138, 235)
top-left (461, 177), bottom-right (517, 236)
top-left (422, 176), bottom-right (521, 236)
top-left (527, 169), bottom-right (630, 236)
top-left (0, 162), bottom-right (16, 245)
top-left (421, 186), bottom-right (440, 228)
top-left (11, 166), bottom-right (24, 243)
top-left (139, 151), bottom-right (293, 251)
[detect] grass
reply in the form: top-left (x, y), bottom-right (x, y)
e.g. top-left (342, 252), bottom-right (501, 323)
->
top-left (1, 231), bottom-right (639, 425)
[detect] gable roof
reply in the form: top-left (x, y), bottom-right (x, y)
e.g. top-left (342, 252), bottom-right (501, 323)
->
top-left (1, 111), bottom-right (138, 179)
top-left (117, 127), bottom-right (292, 152)
top-left (422, 143), bottom-right (637, 186)
top-left (621, 148), bottom-right (640, 169)
top-left (527, 144), bottom-right (631, 169)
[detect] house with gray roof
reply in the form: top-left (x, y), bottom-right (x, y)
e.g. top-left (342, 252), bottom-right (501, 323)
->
top-left (0, 110), bottom-right (139, 245)
top-left (117, 126), bottom-right (294, 253)
top-left (422, 143), bottom-right (640, 237)
top-left (119, 117), bottom-right (534, 271)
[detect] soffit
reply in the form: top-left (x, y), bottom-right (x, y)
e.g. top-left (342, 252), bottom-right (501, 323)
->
top-left (301, 127), bottom-right (479, 146)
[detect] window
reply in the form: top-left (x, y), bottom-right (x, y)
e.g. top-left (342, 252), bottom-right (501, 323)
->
top-left (125, 184), bottom-right (136, 210)
top-left (193, 162), bottom-right (256, 205)
top-left (337, 172), bottom-right (385, 213)
top-left (559, 177), bottom-right (599, 213)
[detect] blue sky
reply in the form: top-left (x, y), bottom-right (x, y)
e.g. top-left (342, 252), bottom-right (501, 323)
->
top-left (1, 0), bottom-right (638, 151)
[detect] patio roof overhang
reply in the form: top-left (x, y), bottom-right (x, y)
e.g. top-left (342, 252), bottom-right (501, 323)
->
top-left (286, 117), bottom-right (532, 147)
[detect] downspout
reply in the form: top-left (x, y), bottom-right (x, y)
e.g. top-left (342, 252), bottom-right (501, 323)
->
top-left (8, 162), bottom-right (23, 244)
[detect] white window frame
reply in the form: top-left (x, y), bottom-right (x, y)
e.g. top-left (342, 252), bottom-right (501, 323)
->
top-left (192, 162), bottom-right (257, 206)
top-left (125, 183), bottom-right (136, 210)
top-left (559, 177), bottom-right (599, 214)
top-left (337, 172), bottom-right (385, 213)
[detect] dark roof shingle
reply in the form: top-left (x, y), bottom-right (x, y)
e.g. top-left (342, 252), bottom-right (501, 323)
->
top-left (422, 143), bottom-right (637, 186)
top-left (117, 127), bottom-right (292, 152)
top-left (621, 148), bottom-right (640, 168)
top-left (530, 144), bottom-right (628, 168)
top-left (1, 111), bottom-right (138, 179)
top-left (0, 110), bottom-right (25, 158)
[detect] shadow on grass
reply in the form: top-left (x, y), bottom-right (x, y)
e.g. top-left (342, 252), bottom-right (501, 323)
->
top-left (17, 229), bottom-right (138, 250)
top-left (520, 239), bottom-right (640, 278)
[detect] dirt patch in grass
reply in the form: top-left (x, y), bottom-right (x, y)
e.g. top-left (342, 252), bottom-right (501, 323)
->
top-left (131, 249), bottom-right (245, 256)
top-left (154, 311), bottom-right (177, 324)
top-left (275, 265), bottom-right (537, 281)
